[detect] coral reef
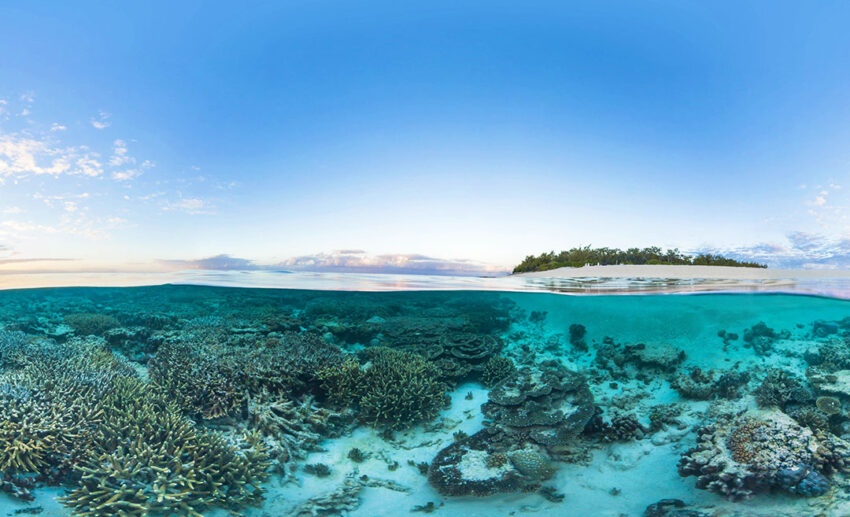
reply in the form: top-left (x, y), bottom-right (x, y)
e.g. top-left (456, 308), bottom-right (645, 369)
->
top-left (753, 369), bottom-right (813, 410)
top-left (805, 339), bottom-right (850, 370)
top-left (671, 367), bottom-right (749, 400)
top-left (428, 430), bottom-right (538, 496)
top-left (816, 396), bottom-right (841, 415)
top-left (62, 313), bottom-right (121, 336)
top-left (584, 410), bottom-right (647, 442)
top-left (320, 348), bottom-right (449, 430)
top-left (357, 348), bottom-right (449, 430)
top-left (568, 323), bottom-right (587, 352)
top-left (292, 473), bottom-right (409, 516)
top-left (742, 322), bottom-right (789, 356)
top-left (246, 390), bottom-right (349, 472)
top-left (678, 409), bottom-right (850, 499)
top-left (61, 377), bottom-right (270, 516)
top-left (595, 340), bottom-right (685, 378)
top-left (481, 356), bottom-right (517, 387)
top-left (481, 361), bottom-right (595, 451)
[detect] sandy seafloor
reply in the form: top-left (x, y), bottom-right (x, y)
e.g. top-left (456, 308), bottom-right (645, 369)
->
top-left (4, 276), bottom-right (850, 516)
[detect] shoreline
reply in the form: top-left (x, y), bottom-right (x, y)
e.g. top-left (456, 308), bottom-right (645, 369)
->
top-left (512, 264), bottom-right (850, 280)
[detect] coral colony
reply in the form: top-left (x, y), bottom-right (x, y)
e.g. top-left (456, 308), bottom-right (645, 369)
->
top-left (2, 286), bottom-right (850, 515)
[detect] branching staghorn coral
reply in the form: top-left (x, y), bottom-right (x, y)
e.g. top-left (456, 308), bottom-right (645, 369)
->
top-left (246, 389), bottom-right (349, 473)
top-left (61, 377), bottom-right (270, 516)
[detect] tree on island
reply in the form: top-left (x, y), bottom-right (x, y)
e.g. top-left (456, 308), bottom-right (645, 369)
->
top-left (512, 246), bottom-right (766, 273)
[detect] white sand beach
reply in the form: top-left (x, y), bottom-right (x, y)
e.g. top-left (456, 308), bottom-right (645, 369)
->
top-left (514, 264), bottom-right (850, 280)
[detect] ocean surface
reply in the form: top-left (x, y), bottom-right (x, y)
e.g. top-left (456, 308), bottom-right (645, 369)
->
top-left (2, 275), bottom-right (850, 516)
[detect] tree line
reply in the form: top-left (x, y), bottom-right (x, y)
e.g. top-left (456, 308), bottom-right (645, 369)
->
top-left (513, 246), bottom-right (766, 273)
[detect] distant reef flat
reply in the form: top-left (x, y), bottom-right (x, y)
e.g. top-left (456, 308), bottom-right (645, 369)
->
top-left (512, 264), bottom-right (850, 280)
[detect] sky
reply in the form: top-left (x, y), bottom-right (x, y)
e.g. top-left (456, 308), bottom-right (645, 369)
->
top-left (2, 1), bottom-right (850, 274)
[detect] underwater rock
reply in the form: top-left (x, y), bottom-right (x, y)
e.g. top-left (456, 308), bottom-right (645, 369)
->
top-left (568, 323), bottom-right (587, 352)
top-left (811, 369), bottom-right (850, 398)
top-left (812, 320), bottom-right (839, 338)
top-left (742, 322), bottom-right (789, 356)
top-left (804, 339), bottom-right (850, 370)
top-left (678, 409), bottom-right (850, 500)
top-left (671, 367), bottom-right (750, 400)
top-left (481, 361), bottom-right (595, 449)
top-left (428, 430), bottom-right (539, 496)
top-left (595, 340), bottom-right (685, 378)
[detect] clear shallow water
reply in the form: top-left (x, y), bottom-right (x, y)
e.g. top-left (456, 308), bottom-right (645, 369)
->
top-left (6, 269), bottom-right (850, 298)
top-left (2, 285), bottom-right (850, 516)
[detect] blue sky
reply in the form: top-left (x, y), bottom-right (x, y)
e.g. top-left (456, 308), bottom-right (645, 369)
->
top-left (2, 1), bottom-right (850, 273)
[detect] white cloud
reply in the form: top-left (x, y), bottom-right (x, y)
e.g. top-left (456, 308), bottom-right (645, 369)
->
top-left (90, 110), bottom-right (111, 129)
top-left (109, 139), bottom-right (131, 166)
top-left (698, 232), bottom-right (850, 269)
top-left (162, 197), bottom-right (212, 215)
top-left (1, 207), bottom-right (23, 214)
top-left (107, 139), bottom-right (153, 181)
top-left (19, 92), bottom-right (34, 103)
top-left (280, 250), bottom-right (507, 275)
top-left (50, 123), bottom-right (67, 132)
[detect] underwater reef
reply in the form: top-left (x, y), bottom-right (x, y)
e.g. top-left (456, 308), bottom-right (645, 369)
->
top-left (2, 286), bottom-right (850, 515)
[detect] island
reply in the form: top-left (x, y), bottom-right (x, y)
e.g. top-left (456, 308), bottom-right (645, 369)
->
top-left (513, 246), bottom-right (766, 274)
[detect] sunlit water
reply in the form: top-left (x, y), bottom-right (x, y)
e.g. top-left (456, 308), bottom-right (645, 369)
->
top-left (2, 280), bottom-right (850, 516)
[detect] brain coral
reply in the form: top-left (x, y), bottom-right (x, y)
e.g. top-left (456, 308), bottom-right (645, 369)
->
top-left (678, 409), bottom-right (850, 500)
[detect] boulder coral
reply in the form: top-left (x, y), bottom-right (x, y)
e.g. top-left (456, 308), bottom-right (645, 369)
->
top-left (678, 409), bottom-right (850, 499)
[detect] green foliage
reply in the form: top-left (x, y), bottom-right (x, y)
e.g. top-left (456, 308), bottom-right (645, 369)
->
top-left (513, 246), bottom-right (767, 273)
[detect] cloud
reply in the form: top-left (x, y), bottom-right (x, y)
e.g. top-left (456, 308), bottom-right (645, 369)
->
top-left (157, 250), bottom-right (508, 276)
top-left (160, 254), bottom-right (263, 271)
top-left (90, 110), bottom-right (111, 129)
top-left (107, 139), bottom-right (153, 180)
top-left (0, 257), bottom-right (75, 266)
top-left (109, 139), bottom-right (131, 166)
top-left (280, 250), bottom-right (507, 276)
top-left (0, 134), bottom-right (104, 178)
top-left (697, 231), bottom-right (850, 269)
top-left (162, 197), bottom-right (213, 215)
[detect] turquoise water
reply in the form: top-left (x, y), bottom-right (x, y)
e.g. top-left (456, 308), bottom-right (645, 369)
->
top-left (1, 285), bottom-right (850, 516)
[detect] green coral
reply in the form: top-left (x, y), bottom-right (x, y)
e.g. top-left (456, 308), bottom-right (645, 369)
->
top-left (61, 376), bottom-right (269, 516)
top-left (63, 313), bottom-right (121, 336)
top-left (149, 342), bottom-right (246, 420)
top-left (358, 348), bottom-right (449, 430)
top-left (481, 356), bottom-right (517, 387)
top-left (319, 348), bottom-right (449, 430)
